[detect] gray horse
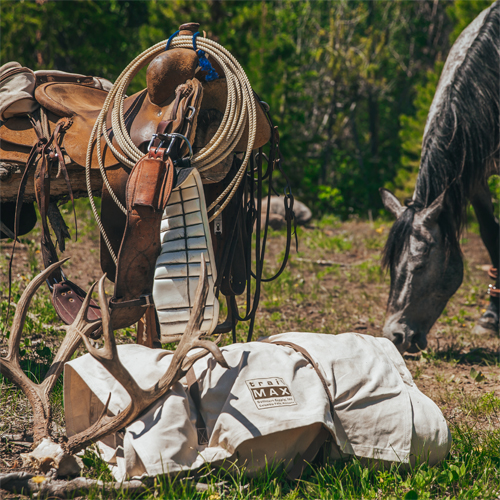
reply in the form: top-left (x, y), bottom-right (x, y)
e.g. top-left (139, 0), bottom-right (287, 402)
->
top-left (380, 1), bottom-right (499, 353)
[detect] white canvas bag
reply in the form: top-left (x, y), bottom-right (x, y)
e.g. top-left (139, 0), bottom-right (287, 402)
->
top-left (64, 332), bottom-right (451, 481)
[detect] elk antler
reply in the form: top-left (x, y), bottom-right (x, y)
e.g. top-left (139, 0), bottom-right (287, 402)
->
top-left (0, 259), bottom-right (102, 445)
top-left (66, 254), bottom-right (228, 455)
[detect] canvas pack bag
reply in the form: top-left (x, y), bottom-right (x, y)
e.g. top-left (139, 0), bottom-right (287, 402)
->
top-left (64, 332), bottom-right (451, 481)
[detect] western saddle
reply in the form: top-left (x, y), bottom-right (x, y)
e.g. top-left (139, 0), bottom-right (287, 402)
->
top-left (0, 22), bottom-right (296, 346)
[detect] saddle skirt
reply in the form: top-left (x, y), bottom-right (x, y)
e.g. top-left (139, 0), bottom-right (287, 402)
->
top-left (153, 167), bottom-right (218, 342)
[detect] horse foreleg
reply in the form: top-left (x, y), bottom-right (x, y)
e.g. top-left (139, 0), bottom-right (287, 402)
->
top-left (471, 182), bottom-right (499, 334)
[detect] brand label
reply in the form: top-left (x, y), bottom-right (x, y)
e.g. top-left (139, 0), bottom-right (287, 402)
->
top-left (246, 377), bottom-right (297, 410)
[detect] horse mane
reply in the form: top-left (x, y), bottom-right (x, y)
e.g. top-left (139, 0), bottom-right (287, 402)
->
top-left (381, 202), bottom-right (417, 271)
top-left (383, 3), bottom-right (500, 270)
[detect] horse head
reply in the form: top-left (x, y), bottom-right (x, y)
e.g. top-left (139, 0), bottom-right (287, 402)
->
top-left (380, 188), bottom-right (464, 353)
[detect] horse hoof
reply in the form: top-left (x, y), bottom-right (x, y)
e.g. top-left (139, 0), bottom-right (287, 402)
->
top-left (474, 308), bottom-right (499, 335)
top-left (472, 323), bottom-right (497, 335)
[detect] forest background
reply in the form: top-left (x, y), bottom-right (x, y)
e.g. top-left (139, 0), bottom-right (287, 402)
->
top-left (1, 0), bottom-right (497, 218)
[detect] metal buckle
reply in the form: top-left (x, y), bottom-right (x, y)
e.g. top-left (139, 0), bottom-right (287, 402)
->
top-left (147, 134), bottom-right (158, 151)
top-left (140, 294), bottom-right (153, 307)
top-left (185, 106), bottom-right (196, 122)
top-left (46, 268), bottom-right (67, 291)
top-left (166, 133), bottom-right (193, 158)
top-left (147, 132), bottom-right (193, 158)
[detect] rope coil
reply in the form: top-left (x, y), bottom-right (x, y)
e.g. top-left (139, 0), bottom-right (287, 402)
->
top-left (85, 35), bottom-right (258, 263)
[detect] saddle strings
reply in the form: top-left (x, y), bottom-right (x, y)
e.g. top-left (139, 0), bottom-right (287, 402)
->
top-left (85, 36), bottom-right (257, 263)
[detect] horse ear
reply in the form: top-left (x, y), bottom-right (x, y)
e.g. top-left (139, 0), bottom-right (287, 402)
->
top-left (420, 191), bottom-right (445, 226)
top-left (379, 188), bottom-right (405, 219)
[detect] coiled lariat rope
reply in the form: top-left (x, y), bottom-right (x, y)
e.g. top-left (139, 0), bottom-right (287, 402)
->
top-left (85, 35), bottom-right (257, 264)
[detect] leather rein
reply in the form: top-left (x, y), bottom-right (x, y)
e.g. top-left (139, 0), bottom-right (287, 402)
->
top-left (213, 108), bottom-right (297, 343)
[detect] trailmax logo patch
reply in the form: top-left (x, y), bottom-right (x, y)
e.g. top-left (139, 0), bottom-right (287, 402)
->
top-left (246, 378), bottom-right (297, 410)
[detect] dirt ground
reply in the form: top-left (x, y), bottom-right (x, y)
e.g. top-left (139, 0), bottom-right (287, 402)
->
top-left (1, 214), bottom-right (499, 476)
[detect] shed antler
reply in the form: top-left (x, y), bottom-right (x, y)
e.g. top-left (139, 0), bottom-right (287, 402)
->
top-left (66, 254), bottom-right (228, 455)
top-left (2, 255), bottom-right (226, 471)
top-left (0, 259), bottom-right (101, 445)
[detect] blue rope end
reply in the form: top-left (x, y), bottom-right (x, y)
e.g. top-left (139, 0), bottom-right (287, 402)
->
top-left (197, 50), bottom-right (219, 82)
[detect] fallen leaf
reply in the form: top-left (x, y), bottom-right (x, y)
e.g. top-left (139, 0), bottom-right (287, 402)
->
top-left (31, 476), bottom-right (47, 484)
top-left (470, 367), bottom-right (486, 383)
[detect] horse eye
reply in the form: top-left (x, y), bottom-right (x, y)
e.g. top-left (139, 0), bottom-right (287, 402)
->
top-left (413, 262), bottom-right (426, 271)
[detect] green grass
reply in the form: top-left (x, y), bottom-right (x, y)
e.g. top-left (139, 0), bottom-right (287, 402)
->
top-left (23, 416), bottom-right (496, 499)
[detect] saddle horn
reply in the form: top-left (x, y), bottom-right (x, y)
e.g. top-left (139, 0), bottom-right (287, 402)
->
top-left (147, 23), bottom-right (202, 105)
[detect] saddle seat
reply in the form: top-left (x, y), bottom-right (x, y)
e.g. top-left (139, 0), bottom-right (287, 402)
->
top-left (35, 81), bottom-right (108, 118)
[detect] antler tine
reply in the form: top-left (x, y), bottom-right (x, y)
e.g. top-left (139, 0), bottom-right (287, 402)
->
top-left (155, 255), bottom-right (228, 389)
top-left (97, 273), bottom-right (115, 353)
top-left (78, 275), bottom-right (117, 363)
top-left (42, 279), bottom-right (102, 393)
top-left (183, 254), bottom-right (210, 336)
top-left (67, 278), bottom-right (101, 337)
top-left (8, 259), bottom-right (69, 361)
top-left (184, 339), bottom-right (229, 369)
top-left (67, 256), bottom-right (228, 455)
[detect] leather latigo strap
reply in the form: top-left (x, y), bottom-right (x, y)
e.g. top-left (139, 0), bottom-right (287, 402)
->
top-left (109, 153), bottom-right (175, 329)
top-left (6, 112), bottom-right (99, 327)
top-left (31, 117), bottom-right (102, 325)
top-left (109, 79), bottom-right (203, 331)
top-left (151, 78), bottom-right (202, 157)
top-left (33, 117), bottom-right (74, 280)
top-left (264, 340), bottom-right (341, 479)
top-left (266, 340), bottom-right (334, 415)
top-left (186, 367), bottom-right (209, 446)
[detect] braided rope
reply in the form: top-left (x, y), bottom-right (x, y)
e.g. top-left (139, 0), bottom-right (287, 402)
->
top-left (85, 36), bottom-right (258, 262)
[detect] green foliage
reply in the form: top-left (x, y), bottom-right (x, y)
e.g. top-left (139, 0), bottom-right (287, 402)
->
top-left (0, 0), bottom-right (149, 85)
top-left (0, 0), bottom-right (471, 219)
top-left (488, 175), bottom-right (500, 219)
top-left (389, 61), bottom-right (443, 201)
top-left (391, 0), bottom-right (496, 205)
top-left (447, 0), bottom-right (494, 44)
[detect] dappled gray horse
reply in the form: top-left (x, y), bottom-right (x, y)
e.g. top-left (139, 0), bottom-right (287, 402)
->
top-left (380, 1), bottom-right (499, 353)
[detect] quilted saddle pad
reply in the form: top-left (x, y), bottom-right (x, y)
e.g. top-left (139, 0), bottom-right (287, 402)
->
top-left (153, 168), bottom-right (218, 342)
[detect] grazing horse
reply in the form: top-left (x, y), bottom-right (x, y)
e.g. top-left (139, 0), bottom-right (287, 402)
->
top-left (380, 2), bottom-right (499, 353)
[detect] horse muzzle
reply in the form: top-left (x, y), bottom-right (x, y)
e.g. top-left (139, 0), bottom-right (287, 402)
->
top-left (383, 317), bottom-right (428, 354)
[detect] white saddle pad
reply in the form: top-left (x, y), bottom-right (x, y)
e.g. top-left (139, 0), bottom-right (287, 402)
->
top-left (153, 168), bottom-right (218, 342)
